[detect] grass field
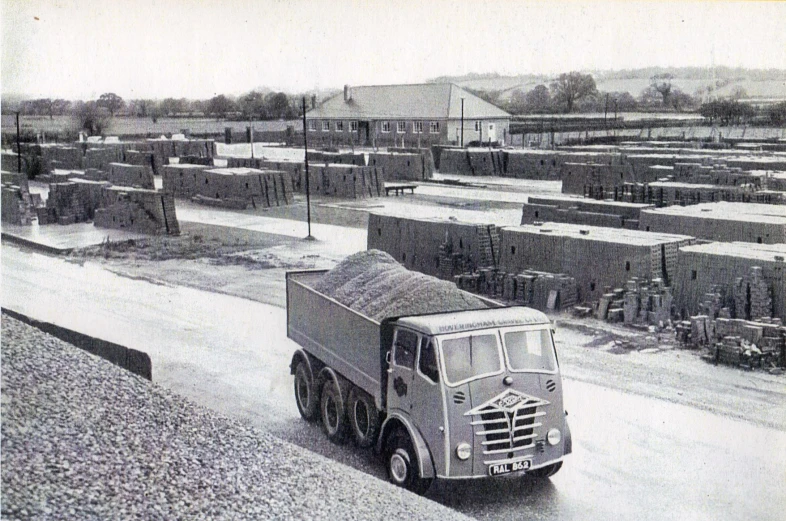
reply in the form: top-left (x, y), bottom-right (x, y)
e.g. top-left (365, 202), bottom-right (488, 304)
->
top-left (0, 115), bottom-right (298, 137)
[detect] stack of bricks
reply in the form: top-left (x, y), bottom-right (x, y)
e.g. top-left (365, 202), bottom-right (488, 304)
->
top-left (108, 163), bottom-right (155, 189)
top-left (454, 268), bottom-right (578, 311)
top-left (733, 266), bottom-right (773, 321)
top-left (306, 151), bottom-right (365, 166)
top-left (178, 156), bottom-right (214, 166)
top-left (94, 186), bottom-right (179, 235)
top-left (620, 278), bottom-right (674, 326)
top-left (560, 162), bottom-right (634, 199)
top-left (161, 164), bottom-right (212, 198)
top-left (387, 147), bottom-right (435, 178)
top-left (1, 184), bottom-right (34, 225)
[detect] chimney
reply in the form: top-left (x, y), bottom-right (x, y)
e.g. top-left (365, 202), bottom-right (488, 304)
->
top-left (311, 95), bottom-right (317, 109)
top-left (344, 84), bottom-right (351, 102)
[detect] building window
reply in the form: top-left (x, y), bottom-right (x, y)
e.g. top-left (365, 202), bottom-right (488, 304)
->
top-left (489, 123), bottom-right (495, 131)
top-left (381, 121), bottom-right (391, 133)
top-left (413, 121), bottom-right (423, 134)
top-left (474, 121), bottom-right (481, 131)
top-left (322, 121), bottom-right (330, 132)
top-left (429, 121), bottom-right (440, 134)
top-left (308, 120), bottom-right (317, 132)
top-left (397, 121), bottom-right (406, 133)
top-left (335, 121), bottom-right (344, 132)
top-left (350, 121), bottom-right (358, 132)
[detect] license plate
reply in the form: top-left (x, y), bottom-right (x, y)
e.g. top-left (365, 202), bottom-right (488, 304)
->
top-left (488, 459), bottom-right (531, 476)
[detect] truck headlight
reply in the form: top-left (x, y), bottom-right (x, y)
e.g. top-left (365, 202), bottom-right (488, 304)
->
top-left (547, 428), bottom-right (561, 446)
top-left (456, 442), bottom-right (471, 460)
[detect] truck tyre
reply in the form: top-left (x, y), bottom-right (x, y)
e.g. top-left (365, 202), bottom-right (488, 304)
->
top-left (347, 387), bottom-right (380, 448)
top-left (529, 462), bottom-right (562, 479)
top-left (320, 379), bottom-right (349, 444)
top-left (293, 361), bottom-right (318, 422)
top-left (386, 428), bottom-right (433, 495)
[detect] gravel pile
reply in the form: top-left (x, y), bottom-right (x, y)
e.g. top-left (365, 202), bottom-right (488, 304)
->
top-left (314, 250), bottom-right (488, 321)
top-left (1, 317), bottom-right (472, 521)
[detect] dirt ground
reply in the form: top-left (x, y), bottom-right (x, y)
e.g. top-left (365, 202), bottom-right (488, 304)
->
top-left (68, 196), bottom-right (786, 432)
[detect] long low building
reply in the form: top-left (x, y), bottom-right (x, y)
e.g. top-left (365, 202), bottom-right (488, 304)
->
top-left (499, 222), bottom-right (694, 302)
top-left (673, 242), bottom-right (786, 321)
top-left (639, 202), bottom-right (786, 244)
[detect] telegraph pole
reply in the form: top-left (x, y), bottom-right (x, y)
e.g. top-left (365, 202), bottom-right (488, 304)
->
top-left (460, 97), bottom-right (465, 147)
top-left (15, 111), bottom-right (21, 173)
top-left (301, 97), bottom-right (314, 240)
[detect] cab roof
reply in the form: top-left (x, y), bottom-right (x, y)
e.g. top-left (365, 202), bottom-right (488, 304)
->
top-left (395, 307), bottom-right (550, 336)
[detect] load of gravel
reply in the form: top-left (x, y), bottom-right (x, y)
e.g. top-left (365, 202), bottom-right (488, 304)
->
top-left (313, 250), bottom-right (488, 321)
top-left (1, 317), bottom-right (472, 521)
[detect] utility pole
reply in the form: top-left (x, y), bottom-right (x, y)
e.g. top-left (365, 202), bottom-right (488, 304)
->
top-left (15, 111), bottom-right (21, 173)
top-left (301, 97), bottom-right (314, 240)
top-left (604, 93), bottom-right (609, 128)
top-left (460, 97), bottom-right (465, 147)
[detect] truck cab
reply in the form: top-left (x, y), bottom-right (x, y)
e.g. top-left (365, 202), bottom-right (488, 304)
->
top-left (381, 307), bottom-right (571, 486)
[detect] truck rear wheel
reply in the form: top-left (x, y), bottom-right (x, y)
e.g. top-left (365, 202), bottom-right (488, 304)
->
top-left (294, 361), bottom-right (318, 421)
top-left (386, 428), bottom-right (433, 495)
top-left (529, 462), bottom-right (562, 479)
top-left (347, 387), bottom-right (380, 448)
top-left (320, 378), bottom-right (349, 444)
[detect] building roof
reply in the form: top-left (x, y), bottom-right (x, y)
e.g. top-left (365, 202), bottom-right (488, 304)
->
top-left (502, 222), bottom-right (693, 246)
top-left (641, 202), bottom-right (786, 225)
top-left (306, 83), bottom-right (510, 120)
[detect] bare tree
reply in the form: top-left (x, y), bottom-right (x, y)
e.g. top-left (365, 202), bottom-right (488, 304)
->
top-left (550, 72), bottom-right (597, 113)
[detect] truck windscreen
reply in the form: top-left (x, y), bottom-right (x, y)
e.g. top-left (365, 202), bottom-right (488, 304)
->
top-left (503, 329), bottom-right (556, 372)
top-left (440, 333), bottom-right (502, 386)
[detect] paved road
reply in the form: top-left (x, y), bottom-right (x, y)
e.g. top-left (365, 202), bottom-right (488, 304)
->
top-left (3, 244), bottom-right (785, 521)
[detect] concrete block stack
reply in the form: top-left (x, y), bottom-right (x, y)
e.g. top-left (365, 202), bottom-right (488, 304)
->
top-left (178, 156), bottom-right (214, 166)
top-left (499, 223), bottom-right (693, 303)
top-left (521, 203), bottom-right (625, 228)
top-left (189, 167), bottom-right (293, 209)
top-left (172, 139), bottom-right (214, 159)
top-left (161, 164), bottom-right (212, 198)
top-left (639, 203), bottom-right (786, 243)
top-left (560, 162), bottom-right (633, 199)
top-left (38, 145), bottom-right (82, 172)
top-left (367, 213), bottom-right (499, 279)
top-left (1, 184), bottom-right (34, 225)
top-left (617, 278), bottom-right (673, 326)
top-left (1, 170), bottom-right (29, 192)
top-left (83, 168), bottom-right (110, 182)
top-left (673, 242), bottom-right (786, 321)
top-left (438, 148), bottom-right (504, 176)
top-left (95, 186), bottom-right (179, 235)
top-left (367, 152), bottom-right (433, 181)
top-left (387, 147), bottom-right (435, 178)
top-left (500, 150), bottom-right (564, 179)
top-left (124, 150), bottom-right (158, 176)
top-left (307, 165), bottom-right (384, 199)
top-left (83, 147), bottom-right (123, 172)
top-left (39, 180), bottom-right (112, 225)
top-left (306, 151), bottom-right (365, 166)
top-left (108, 163), bottom-right (155, 190)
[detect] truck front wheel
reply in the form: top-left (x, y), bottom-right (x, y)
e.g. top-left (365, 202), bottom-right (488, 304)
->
top-left (294, 361), bottom-right (318, 421)
top-left (347, 387), bottom-right (380, 448)
top-left (386, 429), bottom-right (433, 495)
top-left (320, 379), bottom-right (349, 444)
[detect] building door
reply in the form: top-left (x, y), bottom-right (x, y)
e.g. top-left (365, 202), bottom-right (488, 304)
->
top-left (359, 121), bottom-right (370, 145)
top-left (488, 123), bottom-right (496, 143)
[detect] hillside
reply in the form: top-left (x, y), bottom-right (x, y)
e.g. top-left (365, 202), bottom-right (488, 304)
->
top-left (429, 68), bottom-right (786, 101)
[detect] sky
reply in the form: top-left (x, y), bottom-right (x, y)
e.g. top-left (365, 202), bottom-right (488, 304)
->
top-left (2, 0), bottom-right (785, 100)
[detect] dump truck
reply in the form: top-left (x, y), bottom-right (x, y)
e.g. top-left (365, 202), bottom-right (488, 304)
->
top-left (286, 268), bottom-right (571, 494)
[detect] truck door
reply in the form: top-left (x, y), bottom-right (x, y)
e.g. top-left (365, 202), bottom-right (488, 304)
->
top-left (388, 330), bottom-right (446, 474)
top-left (388, 328), bottom-right (418, 414)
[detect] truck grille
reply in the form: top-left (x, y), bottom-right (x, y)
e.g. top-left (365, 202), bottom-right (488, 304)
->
top-left (466, 390), bottom-right (549, 456)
